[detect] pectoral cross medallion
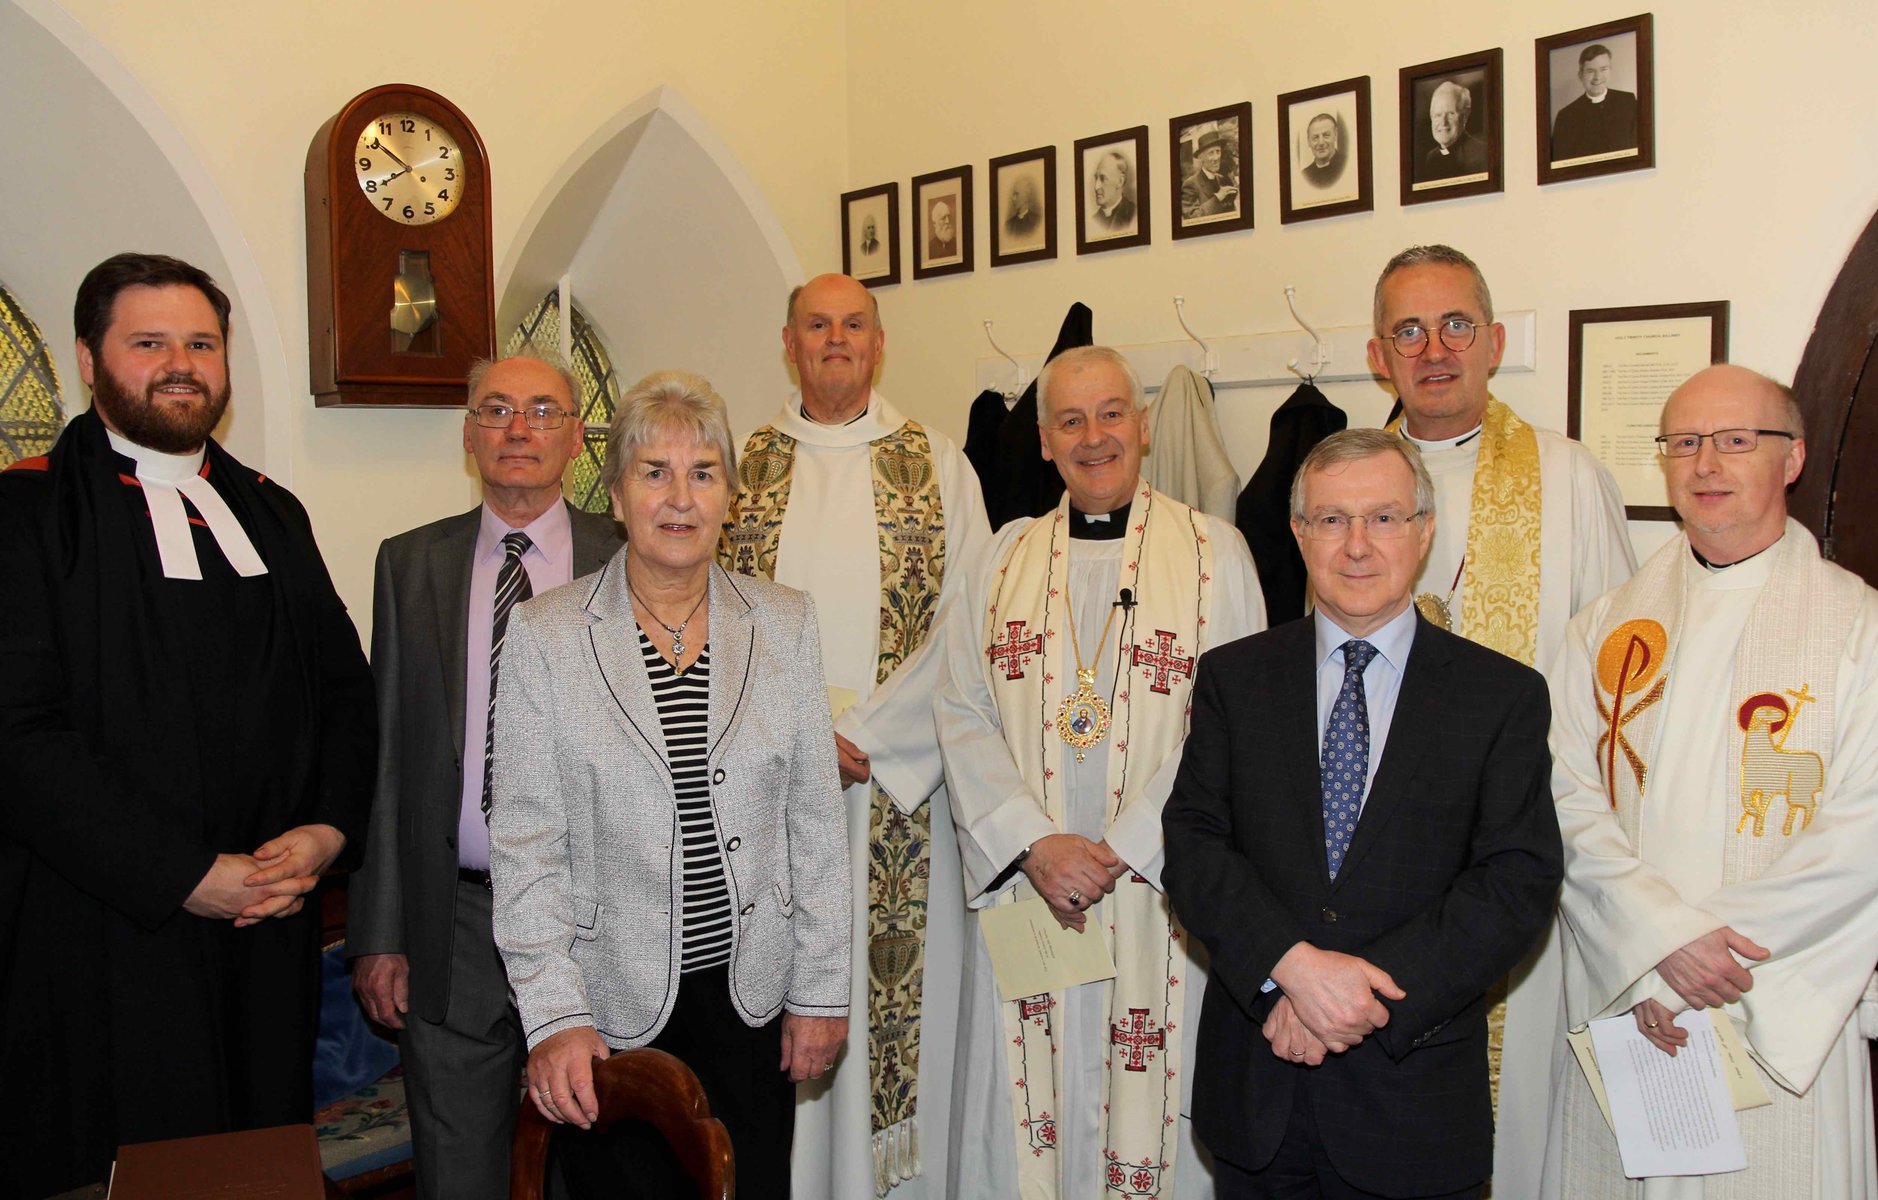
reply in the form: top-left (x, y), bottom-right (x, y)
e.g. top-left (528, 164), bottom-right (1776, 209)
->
top-left (1055, 667), bottom-right (1111, 763)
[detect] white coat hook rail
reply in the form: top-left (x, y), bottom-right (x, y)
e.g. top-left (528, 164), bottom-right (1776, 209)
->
top-left (983, 320), bottom-right (1025, 399)
top-left (1172, 295), bottom-right (1219, 377)
top-left (1284, 285), bottom-right (1332, 382)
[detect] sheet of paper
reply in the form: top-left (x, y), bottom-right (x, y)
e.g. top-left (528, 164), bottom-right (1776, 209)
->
top-left (978, 896), bottom-right (1117, 1002)
top-left (1567, 1027), bottom-right (1616, 1130)
top-left (1570, 1009), bottom-right (1772, 1133)
top-left (827, 685), bottom-right (859, 721)
top-left (1589, 1009), bottom-right (1746, 1178)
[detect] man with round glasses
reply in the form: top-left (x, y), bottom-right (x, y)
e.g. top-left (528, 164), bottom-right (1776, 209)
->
top-left (349, 351), bottom-right (621, 1199)
top-left (1365, 243), bottom-right (1635, 1197)
top-left (1547, 364), bottom-right (1878, 1195)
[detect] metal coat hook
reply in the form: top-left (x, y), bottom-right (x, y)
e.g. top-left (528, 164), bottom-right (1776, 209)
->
top-left (983, 320), bottom-right (1025, 398)
top-left (1284, 285), bottom-right (1332, 381)
top-left (1173, 295), bottom-right (1219, 377)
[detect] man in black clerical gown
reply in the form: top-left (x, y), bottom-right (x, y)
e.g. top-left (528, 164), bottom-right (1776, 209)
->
top-left (0, 253), bottom-right (376, 1198)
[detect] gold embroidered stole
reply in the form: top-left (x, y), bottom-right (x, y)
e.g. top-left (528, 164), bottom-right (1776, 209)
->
top-left (718, 421), bottom-right (948, 1191)
top-left (981, 484), bottom-right (1210, 1200)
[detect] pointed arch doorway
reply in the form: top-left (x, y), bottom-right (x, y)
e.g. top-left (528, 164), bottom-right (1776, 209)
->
top-left (1793, 206), bottom-right (1878, 585)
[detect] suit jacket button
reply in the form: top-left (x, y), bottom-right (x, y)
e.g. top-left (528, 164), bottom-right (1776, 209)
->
top-left (713, 768), bottom-right (726, 785)
top-left (740, 902), bottom-right (755, 915)
top-left (726, 837), bottom-right (742, 851)
top-left (1320, 907), bottom-right (1338, 923)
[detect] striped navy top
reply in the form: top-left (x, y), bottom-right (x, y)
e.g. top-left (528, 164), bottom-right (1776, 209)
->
top-left (638, 629), bottom-right (732, 972)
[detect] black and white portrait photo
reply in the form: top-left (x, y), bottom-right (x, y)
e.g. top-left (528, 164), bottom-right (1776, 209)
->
top-left (989, 145), bottom-right (1056, 267)
top-left (840, 181), bottom-right (898, 287)
top-left (1537, 14), bottom-right (1654, 184)
top-left (1074, 126), bottom-right (1150, 254)
top-left (1170, 102), bottom-right (1253, 240)
top-left (1279, 77), bottom-right (1372, 223)
top-left (912, 163), bottom-right (972, 279)
top-left (1400, 48), bottom-right (1503, 205)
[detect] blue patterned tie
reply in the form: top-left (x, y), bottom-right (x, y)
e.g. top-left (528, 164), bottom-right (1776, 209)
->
top-left (1321, 639), bottom-right (1378, 879)
top-left (483, 531), bottom-right (533, 816)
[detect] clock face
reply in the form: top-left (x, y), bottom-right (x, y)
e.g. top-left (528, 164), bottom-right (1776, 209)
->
top-left (354, 112), bottom-right (464, 225)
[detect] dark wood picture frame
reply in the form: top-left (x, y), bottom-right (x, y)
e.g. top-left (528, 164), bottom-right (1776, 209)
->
top-left (1536, 13), bottom-right (1655, 186)
top-left (1074, 126), bottom-right (1150, 255)
top-left (989, 145), bottom-right (1057, 267)
top-left (1278, 76), bottom-right (1372, 224)
top-left (1568, 300), bottom-right (1729, 521)
top-left (1399, 48), bottom-right (1504, 207)
top-left (911, 164), bottom-right (973, 280)
top-left (1169, 102), bottom-right (1253, 240)
top-left (840, 182), bottom-right (900, 288)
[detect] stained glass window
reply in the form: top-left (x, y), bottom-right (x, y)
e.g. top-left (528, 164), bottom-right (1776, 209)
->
top-left (504, 289), bottom-right (620, 514)
top-left (0, 282), bottom-right (64, 467)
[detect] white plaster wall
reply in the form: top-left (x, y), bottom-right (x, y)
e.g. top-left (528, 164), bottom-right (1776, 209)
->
top-left (844, 0), bottom-right (1878, 564)
top-left (45, 0), bottom-right (849, 630)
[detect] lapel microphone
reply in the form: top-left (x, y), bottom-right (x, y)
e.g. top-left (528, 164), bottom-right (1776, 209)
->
top-left (1115, 588), bottom-right (1136, 610)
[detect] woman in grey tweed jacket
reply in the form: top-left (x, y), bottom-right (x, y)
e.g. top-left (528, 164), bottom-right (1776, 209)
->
top-left (489, 370), bottom-right (849, 1198)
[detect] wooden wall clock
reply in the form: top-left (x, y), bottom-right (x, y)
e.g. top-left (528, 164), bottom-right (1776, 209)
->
top-left (305, 83), bottom-right (494, 407)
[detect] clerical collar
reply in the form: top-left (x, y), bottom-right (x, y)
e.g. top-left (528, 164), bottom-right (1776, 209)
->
top-left (800, 399), bottom-right (870, 427)
top-left (1402, 423), bottom-right (1483, 451)
top-left (1069, 499), bottom-right (1131, 540)
top-left (1588, 92), bottom-right (1608, 105)
top-left (108, 428), bottom-right (267, 581)
top-left (1691, 541), bottom-right (1773, 572)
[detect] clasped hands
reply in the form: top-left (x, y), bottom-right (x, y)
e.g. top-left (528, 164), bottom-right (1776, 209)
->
top-left (1022, 834), bottom-right (1128, 932)
top-left (1632, 925), bottom-right (1770, 1057)
top-left (183, 822), bottom-right (345, 928)
top-left (1262, 942), bottom-right (1405, 1065)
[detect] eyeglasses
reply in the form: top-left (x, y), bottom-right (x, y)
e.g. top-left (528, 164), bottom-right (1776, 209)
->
top-left (1654, 429), bottom-right (1796, 457)
top-left (469, 403), bottom-right (574, 430)
top-left (1385, 318), bottom-right (1483, 358)
top-left (1297, 509), bottom-right (1426, 540)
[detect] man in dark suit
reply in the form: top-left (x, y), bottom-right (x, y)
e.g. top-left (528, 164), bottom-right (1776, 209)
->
top-left (927, 198), bottom-right (958, 260)
top-left (1421, 81), bottom-right (1488, 181)
top-left (1090, 149), bottom-right (1137, 233)
top-left (348, 351), bottom-right (621, 1200)
top-left (1164, 428), bottom-right (1560, 1199)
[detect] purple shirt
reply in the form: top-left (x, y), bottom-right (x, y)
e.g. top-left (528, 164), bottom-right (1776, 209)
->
top-left (457, 501), bottom-right (574, 870)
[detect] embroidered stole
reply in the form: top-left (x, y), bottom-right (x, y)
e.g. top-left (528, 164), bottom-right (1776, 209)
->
top-left (1563, 521), bottom-right (1861, 1199)
top-left (981, 484), bottom-right (1210, 1200)
top-left (719, 422), bottom-right (947, 1193)
top-left (1389, 395), bottom-right (1541, 1108)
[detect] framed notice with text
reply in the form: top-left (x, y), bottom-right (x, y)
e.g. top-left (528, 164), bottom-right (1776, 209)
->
top-left (1568, 300), bottom-right (1729, 520)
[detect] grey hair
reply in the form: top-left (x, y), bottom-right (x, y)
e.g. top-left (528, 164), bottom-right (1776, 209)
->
top-left (1036, 345), bottom-right (1145, 423)
top-left (466, 349), bottom-right (580, 411)
top-left (1290, 428), bottom-right (1436, 520)
top-left (1098, 149), bottom-right (1131, 190)
top-left (600, 370), bottom-right (737, 499)
top-left (785, 281), bottom-right (882, 328)
top-left (1432, 79), bottom-right (1474, 121)
top-left (1373, 243), bottom-right (1495, 335)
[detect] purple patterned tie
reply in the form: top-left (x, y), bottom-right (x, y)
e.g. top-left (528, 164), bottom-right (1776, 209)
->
top-left (483, 531), bottom-right (533, 816)
top-left (1321, 639), bottom-right (1377, 879)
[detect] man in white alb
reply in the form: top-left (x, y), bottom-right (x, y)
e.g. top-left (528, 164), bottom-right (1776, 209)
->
top-left (1547, 364), bottom-right (1878, 1198)
top-left (935, 345), bottom-right (1264, 1198)
top-left (1366, 242), bottom-right (1636, 1198)
top-left (720, 272), bottom-right (990, 1199)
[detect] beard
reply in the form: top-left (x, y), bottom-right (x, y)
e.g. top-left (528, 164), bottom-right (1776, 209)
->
top-left (91, 360), bottom-right (230, 454)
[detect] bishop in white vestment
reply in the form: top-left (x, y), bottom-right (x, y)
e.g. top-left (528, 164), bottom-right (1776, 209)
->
top-left (721, 274), bottom-right (990, 1199)
top-left (934, 347), bottom-right (1263, 1199)
top-left (1547, 365), bottom-right (1878, 1198)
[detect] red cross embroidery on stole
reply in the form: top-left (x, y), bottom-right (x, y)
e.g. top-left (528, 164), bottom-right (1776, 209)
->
top-left (987, 620), bottom-right (1044, 680)
top-left (1130, 630), bottom-right (1196, 695)
top-left (1111, 1008), bottom-right (1165, 1071)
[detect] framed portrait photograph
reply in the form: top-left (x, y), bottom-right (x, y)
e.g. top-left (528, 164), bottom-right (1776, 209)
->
top-left (1169, 102), bottom-right (1253, 240)
top-left (989, 145), bottom-right (1056, 267)
top-left (1074, 126), bottom-right (1150, 255)
top-left (1537, 13), bottom-right (1655, 185)
top-left (1399, 48), bottom-right (1503, 206)
top-left (1567, 300), bottom-right (1729, 520)
top-left (911, 164), bottom-right (972, 280)
top-left (1278, 77), bottom-right (1372, 224)
top-left (840, 182), bottom-right (899, 288)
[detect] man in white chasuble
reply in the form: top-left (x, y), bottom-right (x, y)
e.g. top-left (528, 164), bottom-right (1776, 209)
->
top-left (1547, 365), bottom-right (1878, 1198)
top-left (720, 272), bottom-right (990, 1198)
top-left (1367, 242), bottom-right (1637, 1197)
top-left (935, 345), bottom-right (1264, 1198)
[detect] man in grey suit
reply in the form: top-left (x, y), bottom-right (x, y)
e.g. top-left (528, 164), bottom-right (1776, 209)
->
top-left (348, 351), bottom-right (621, 1199)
